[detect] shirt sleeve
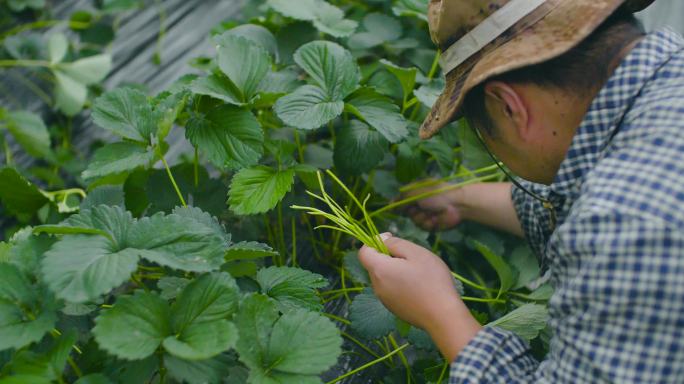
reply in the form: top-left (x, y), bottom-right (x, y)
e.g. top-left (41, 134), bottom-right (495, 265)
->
top-left (510, 181), bottom-right (556, 262)
top-left (449, 211), bottom-right (684, 383)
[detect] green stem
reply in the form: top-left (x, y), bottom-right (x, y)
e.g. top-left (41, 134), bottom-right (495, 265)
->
top-left (323, 312), bottom-right (351, 326)
top-left (291, 216), bottom-right (298, 267)
top-left (400, 164), bottom-right (501, 193)
top-left (461, 296), bottom-right (506, 304)
top-left (153, 0), bottom-right (167, 65)
top-left (193, 147), bottom-right (199, 187)
top-left (450, 271), bottom-right (497, 293)
top-left (67, 356), bottom-right (83, 378)
top-left (9, 72), bottom-right (53, 106)
top-left (370, 173), bottom-right (502, 218)
top-left (158, 148), bottom-right (186, 207)
top-left (319, 287), bottom-right (364, 296)
top-left (326, 343), bottom-right (410, 384)
top-left (437, 360), bottom-right (449, 383)
top-left (0, 59), bottom-right (51, 68)
top-left (339, 267), bottom-right (352, 305)
top-left (389, 334), bottom-right (413, 383)
top-left (427, 51), bottom-right (441, 81)
top-left (277, 202), bottom-right (287, 265)
top-left (3, 137), bottom-right (12, 166)
top-left (341, 331), bottom-right (386, 362)
top-left (294, 130), bottom-right (305, 163)
top-left (0, 20), bottom-right (91, 41)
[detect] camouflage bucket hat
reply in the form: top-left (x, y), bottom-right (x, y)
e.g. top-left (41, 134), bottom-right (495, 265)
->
top-left (420, 0), bottom-right (656, 139)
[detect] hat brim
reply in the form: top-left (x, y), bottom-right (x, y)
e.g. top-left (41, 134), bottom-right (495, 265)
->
top-left (420, 0), bottom-right (654, 139)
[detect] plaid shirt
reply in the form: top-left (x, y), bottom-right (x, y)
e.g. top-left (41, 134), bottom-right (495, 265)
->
top-left (450, 29), bottom-right (684, 383)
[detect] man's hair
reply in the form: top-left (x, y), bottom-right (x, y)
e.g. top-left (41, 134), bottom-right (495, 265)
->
top-left (461, 7), bottom-right (646, 137)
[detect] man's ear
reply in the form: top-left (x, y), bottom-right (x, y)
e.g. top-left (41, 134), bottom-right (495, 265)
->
top-left (483, 81), bottom-right (530, 140)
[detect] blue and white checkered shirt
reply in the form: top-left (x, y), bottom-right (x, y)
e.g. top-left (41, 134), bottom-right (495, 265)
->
top-left (450, 28), bottom-right (684, 383)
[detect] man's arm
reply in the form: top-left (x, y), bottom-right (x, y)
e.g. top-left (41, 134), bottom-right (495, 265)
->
top-left (407, 182), bottom-right (524, 237)
top-left (360, 212), bottom-right (684, 383)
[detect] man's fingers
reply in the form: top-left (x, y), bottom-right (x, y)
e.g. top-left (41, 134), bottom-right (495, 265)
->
top-left (359, 233), bottom-right (394, 272)
top-left (383, 236), bottom-right (434, 261)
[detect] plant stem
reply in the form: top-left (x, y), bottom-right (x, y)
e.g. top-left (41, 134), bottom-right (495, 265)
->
top-left (326, 343), bottom-right (410, 384)
top-left (339, 267), bottom-right (352, 304)
top-left (437, 360), bottom-right (449, 383)
top-left (427, 51), bottom-right (441, 81)
top-left (9, 72), bottom-right (53, 106)
top-left (370, 173), bottom-right (502, 218)
top-left (67, 356), bottom-right (83, 378)
top-left (291, 216), bottom-right (298, 267)
top-left (3, 138), bottom-right (12, 166)
top-left (0, 59), bottom-right (51, 68)
top-left (451, 271), bottom-right (498, 293)
top-left (319, 287), bottom-right (364, 296)
top-left (400, 164), bottom-right (501, 193)
top-left (389, 334), bottom-right (414, 383)
top-left (294, 130), bottom-right (305, 163)
top-left (0, 20), bottom-right (91, 41)
top-left (322, 312), bottom-right (351, 326)
top-left (193, 147), bottom-right (199, 187)
top-left (277, 202), bottom-right (287, 265)
top-left (153, 0), bottom-right (167, 65)
top-left (158, 148), bottom-right (186, 208)
top-left (341, 331), bottom-right (386, 362)
top-left (461, 296), bottom-right (506, 304)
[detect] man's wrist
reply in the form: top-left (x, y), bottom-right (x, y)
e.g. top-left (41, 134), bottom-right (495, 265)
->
top-left (426, 297), bottom-right (483, 362)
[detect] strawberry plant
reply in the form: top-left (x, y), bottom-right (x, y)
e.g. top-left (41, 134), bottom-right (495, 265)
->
top-left (0, 1), bottom-right (552, 383)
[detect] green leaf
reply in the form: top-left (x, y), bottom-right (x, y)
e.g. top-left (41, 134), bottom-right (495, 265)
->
top-left (82, 142), bottom-right (154, 181)
top-left (311, 6), bottom-right (358, 38)
top-left (7, 0), bottom-right (45, 12)
top-left (488, 304), bottom-right (549, 341)
top-left (189, 74), bottom-right (244, 106)
top-left (56, 54), bottom-right (112, 85)
top-left (4, 111), bottom-right (52, 159)
top-left (349, 289), bottom-right (397, 340)
top-left (48, 34), bottom-right (68, 64)
top-left (92, 87), bottom-right (156, 142)
top-left (256, 69), bottom-right (301, 98)
top-left (228, 166), bottom-right (295, 215)
top-left (510, 246), bottom-right (540, 289)
top-left (61, 204), bottom-right (134, 244)
top-left (225, 241), bottom-right (278, 262)
top-left (345, 87), bottom-right (409, 143)
top-left (216, 34), bottom-right (271, 102)
top-left (334, 120), bottom-right (388, 175)
top-left (163, 273), bottom-right (240, 360)
top-left (186, 105), bottom-right (263, 170)
top-left (457, 120), bottom-right (495, 169)
top-left (256, 267), bottom-right (328, 312)
top-left (0, 167), bottom-right (49, 217)
top-left (171, 206), bottom-right (231, 246)
top-left (80, 186), bottom-right (125, 210)
top-left (294, 41), bottom-right (360, 100)
top-left (127, 212), bottom-right (226, 273)
top-left (414, 81), bottom-right (443, 108)
top-left (392, 0), bottom-right (429, 21)
top-left (221, 24), bottom-right (278, 60)
top-left (165, 353), bottom-right (233, 384)
top-left (274, 85), bottom-right (344, 130)
top-left (0, 263), bottom-right (57, 351)
top-left (53, 70), bottom-right (87, 117)
top-left (343, 251), bottom-right (370, 285)
top-left (267, 0), bottom-right (357, 38)
top-left (93, 291), bottom-right (171, 360)
top-left (395, 141), bottom-right (426, 183)
top-left (235, 294), bottom-right (342, 383)
top-left (3, 329), bottom-right (77, 381)
top-left (348, 14), bottom-right (402, 49)
top-left (6, 229), bottom-right (54, 275)
top-left (74, 374), bottom-right (114, 384)
top-left (380, 59), bottom-right (417, 102)
top-left (41, 235), bottom-right (140, 303)
top-left (472, 240), bottom-right (516, 296)
top-left (157, 277), bottom-right (190, 300)
top-left (421, 136), bottom-right (455, 176)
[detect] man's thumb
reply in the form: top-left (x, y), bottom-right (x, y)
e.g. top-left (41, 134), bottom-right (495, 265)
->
top-left (358, 233), bottom-right (393, 271)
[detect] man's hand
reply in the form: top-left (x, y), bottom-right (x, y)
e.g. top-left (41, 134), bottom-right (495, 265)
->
top-left (358, 233), bottom-right (482, 362)
top-left (405, 181), bottom-right (464, 231)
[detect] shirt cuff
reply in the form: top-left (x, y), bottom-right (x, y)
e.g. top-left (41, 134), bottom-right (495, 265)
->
top-left (450, 326), bottom-right (537, 383)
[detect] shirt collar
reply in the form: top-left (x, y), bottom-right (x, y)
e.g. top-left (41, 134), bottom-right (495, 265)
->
top-left (549, 28), bottom-right (684, 198)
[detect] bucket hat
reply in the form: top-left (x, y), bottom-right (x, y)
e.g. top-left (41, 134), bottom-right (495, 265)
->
top-left (420, 0), bottom-right (656, 139)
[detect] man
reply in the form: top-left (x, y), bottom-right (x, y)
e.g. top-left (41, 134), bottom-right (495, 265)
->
top-left (358, 0), bottom-right (684, 382)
